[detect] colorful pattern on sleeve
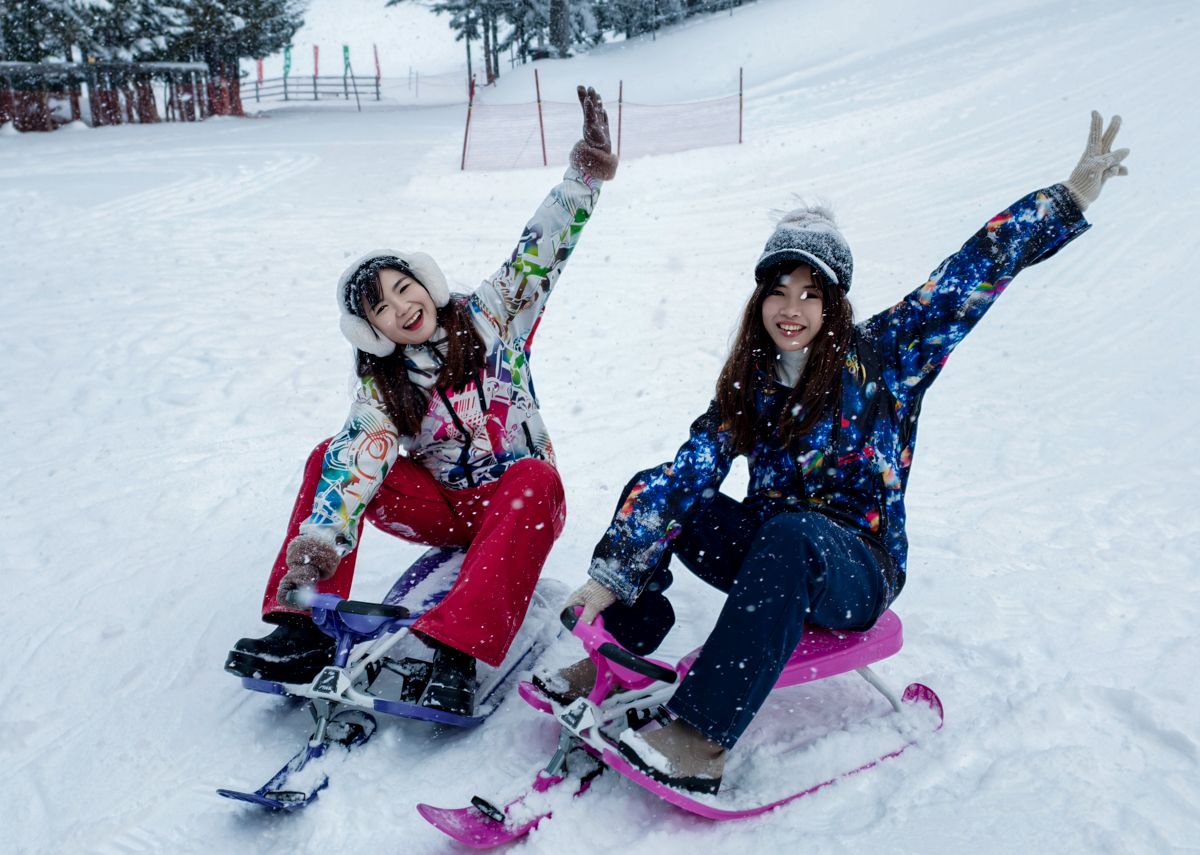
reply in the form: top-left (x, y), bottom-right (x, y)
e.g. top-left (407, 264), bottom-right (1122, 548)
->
top-left (862, 183), bottom-right (1089, 422)
top-left (589, 186), bottom-right (1089, 607)
top-left (409, 166), bottom-right (601, 490)
top-left (588, 403), bottom-right (733, 603)
top-left (298, 377), bottom-right (401, 556)
top-left (471, 166), bottom-right (599, 352)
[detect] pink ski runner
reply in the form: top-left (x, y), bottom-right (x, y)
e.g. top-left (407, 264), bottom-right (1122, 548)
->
top-left (416, 771), bottom-right (591, 849)
top-left (604, 683), bottom-right (943, 820)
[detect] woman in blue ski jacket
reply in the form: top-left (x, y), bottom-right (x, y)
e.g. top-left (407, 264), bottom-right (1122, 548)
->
top-left (535, 112), bottom-right (1130, 793)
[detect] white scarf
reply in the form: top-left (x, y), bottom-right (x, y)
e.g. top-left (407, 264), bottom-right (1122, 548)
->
top-left (773, 346), bottom-right (810, 388)
top-left (402, 327), bottom-right (449, 392)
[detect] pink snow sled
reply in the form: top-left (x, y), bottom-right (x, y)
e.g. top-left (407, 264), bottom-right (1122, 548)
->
top-left (418, 606), bottom-right (943, 846)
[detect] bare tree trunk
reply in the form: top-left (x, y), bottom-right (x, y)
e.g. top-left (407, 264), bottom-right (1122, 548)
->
top-left (482, 7), bottom-right (494, 84)
top-left (492, 12), bottom-right (501, 79)
top-left (206, 62), bottom-right (224, 115)
top-left (550, 0), bottom-right (570, 58)
top-left (134, 81), bottom-right (159, 122)
top-left (229, 60), bottom-right (245, 116)
top-left (14, 89), bottom-right (54, 132)
top-left (465, 31), bottom-right (473, 84)
top-left (69, 82), bottom-right (81, 121)
top-left (0, 81), bottom-right (15, 126)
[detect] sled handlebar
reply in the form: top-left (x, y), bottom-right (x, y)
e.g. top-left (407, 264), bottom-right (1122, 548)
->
top-left (561, 608), bottom-right (677, 685)
top-left (597, 642), bottom-right (677, 684)
top-left (560, 606), bottom-right (581, 632)
top-left (285, 590), bottom-right (410, 620)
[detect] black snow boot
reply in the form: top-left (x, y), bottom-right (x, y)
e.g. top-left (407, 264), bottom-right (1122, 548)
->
top-left (417, 642), bottom-right (476, 717)
top-left (224, 616), bottom-right (336, 684)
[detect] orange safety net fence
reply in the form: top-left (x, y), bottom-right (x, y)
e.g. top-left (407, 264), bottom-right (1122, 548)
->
top-left (463, 94), bottom-right (740, 171)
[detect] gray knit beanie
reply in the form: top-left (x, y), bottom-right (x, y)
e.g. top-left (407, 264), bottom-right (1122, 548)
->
top-left (754, 204), bottom-right (853, 292)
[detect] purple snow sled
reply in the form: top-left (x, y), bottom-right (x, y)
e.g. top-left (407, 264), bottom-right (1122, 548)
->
top-left (219, 547), bottom-right (559, 810)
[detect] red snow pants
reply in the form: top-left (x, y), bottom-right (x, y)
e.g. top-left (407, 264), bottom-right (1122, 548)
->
top-left (261, 439), bottom-right (566, 667)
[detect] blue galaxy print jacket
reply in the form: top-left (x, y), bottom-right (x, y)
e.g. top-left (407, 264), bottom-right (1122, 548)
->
top-left (589, 184), bottom-right (1089, 608)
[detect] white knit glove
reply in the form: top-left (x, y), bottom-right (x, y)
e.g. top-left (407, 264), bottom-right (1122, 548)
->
top-left (565, 579), bottom-right (618, 625)
top-left (1062, 111), bottom-right (1129, 211)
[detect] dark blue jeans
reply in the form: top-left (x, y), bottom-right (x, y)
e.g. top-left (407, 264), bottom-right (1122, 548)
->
top-left (601, 488), bottom-right (890, 750)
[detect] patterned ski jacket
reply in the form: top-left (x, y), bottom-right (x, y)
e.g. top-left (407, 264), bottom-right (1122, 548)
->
top-left (588, 184), bottom-right (1089, 607)
top-left (301, 166), bottom-right (602, 556)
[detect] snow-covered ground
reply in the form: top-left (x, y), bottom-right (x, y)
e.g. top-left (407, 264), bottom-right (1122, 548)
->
top-left (3, 0), bottom-right (1199, 852)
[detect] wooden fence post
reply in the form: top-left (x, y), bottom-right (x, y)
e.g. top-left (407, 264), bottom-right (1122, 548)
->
top-left (461, 74), bottom-right (476, 170)
top-left (69, 72), bottom-right (81, 122)
top-left (535, 68), bottom-right (547, 167)
top-left (617, 80), bottom-right (623, 158)
top-left (373, 44), bottom-right (381, 100)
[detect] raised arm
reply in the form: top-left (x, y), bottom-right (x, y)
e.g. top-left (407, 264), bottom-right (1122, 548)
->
top-left (860, 184), bottom-right (1088, 412)
top-left (471, 86), bottom-right (618, 352)
top-left (861, 111), bottom-right (1128, 412)
top-left (587, 401), bottom-right (734, 605)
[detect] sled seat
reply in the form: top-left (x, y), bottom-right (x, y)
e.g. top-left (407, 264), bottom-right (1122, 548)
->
top-left (675, 610), bottom-right (903, 690)
top-left (777, 609), bottom-right (903, 688)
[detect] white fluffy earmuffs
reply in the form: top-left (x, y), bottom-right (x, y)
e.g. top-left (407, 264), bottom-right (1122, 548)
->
top-left (336, 249), bottom-right (451, 357)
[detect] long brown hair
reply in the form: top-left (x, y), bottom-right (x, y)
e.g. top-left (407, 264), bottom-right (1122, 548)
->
top-left (715, 265), bottom-right (855, 455)
top-left (348, 262), bottom-right (487, 436)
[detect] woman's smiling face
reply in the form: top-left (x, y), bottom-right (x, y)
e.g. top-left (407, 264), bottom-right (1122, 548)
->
top-left (362, 267), bottom-right (438, 346)
top-left (761, 263), bottom-right (824, 353)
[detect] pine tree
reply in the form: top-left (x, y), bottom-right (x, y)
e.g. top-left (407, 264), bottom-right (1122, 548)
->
top-left (84, 0), bottom-right (189, 61)
top-left (493, 0), bottom-right (549, 63)
top-left (0, 0), bottom-right (88, 62)
top-left (168, 0), bottom-right (303, 113)
top-left (170, 0), bottom-right (303, 69)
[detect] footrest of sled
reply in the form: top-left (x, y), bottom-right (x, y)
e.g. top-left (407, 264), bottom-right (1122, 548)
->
top-left (241, 677), bottom-right (289, 696)
top-left (371, 698), bottom-right (487, 728)
top-left (387, 657), bottom-right (433, 704)
top-left (470, 795), bottom-right (506, 823)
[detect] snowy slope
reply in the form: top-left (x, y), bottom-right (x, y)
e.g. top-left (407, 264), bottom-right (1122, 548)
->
top-left (2, 0), bottom-right (1199, 853)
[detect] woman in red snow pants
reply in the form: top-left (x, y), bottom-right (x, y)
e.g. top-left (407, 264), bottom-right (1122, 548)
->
top-left (225, 86), bottom-right (617, 715)
top-left (261, 439), bottom-right (566, 668)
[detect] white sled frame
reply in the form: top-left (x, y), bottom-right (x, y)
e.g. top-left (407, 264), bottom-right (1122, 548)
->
top-left (544, 664), bottom-right (904, 774)
top-left (269, 589), bottom-right (554, 717)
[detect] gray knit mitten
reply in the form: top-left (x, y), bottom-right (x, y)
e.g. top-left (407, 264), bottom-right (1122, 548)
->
top-left (277, 534), bottom-right (341, 608)
top-left (570, 85), bottom-right (618, 181)
top-left (565, 579), bottom-right (618, 625)
top-left (1062, 111), bottom-right (1129, 211)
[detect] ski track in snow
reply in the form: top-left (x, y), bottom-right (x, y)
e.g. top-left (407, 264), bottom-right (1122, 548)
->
top-left (2, 0), bottom-right (1199, 852)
